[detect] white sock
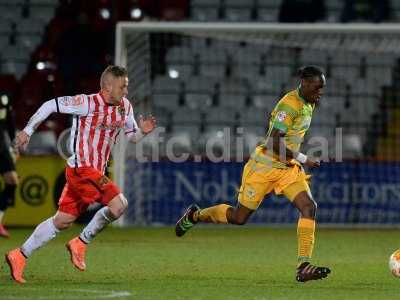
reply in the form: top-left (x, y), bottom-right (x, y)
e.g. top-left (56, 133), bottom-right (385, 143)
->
top-left (79, 207), bottom-right (116, 244)
top-left (0, 210), bottom-right (4, 223)
top-left (21, 217), bottom-right (60, 257)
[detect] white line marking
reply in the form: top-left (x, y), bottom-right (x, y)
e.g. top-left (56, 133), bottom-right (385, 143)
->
top-left (2, 288), bottom-right (132, 300)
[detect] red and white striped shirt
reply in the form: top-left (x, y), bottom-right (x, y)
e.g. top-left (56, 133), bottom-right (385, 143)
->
top-left (24, 92), bottom-right (143, 173)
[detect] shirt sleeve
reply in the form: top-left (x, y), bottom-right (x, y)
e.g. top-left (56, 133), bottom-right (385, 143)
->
top-left (23, 95), bottom-right (89, 136)
top-left (124, 103), bottom-right (144, 143)
top-left (271, 100), bottom-right (299, 133)
top-left (55, 95), bottom-right (89, 115)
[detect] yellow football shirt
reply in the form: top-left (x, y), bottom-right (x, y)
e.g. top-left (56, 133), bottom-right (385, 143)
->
top-left (252, 88), bottom-right (315, 168)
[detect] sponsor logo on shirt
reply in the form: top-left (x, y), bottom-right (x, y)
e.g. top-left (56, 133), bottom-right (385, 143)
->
top-left (98, 120), bottom-right (125, 131)
top-left (60, 95), bottom-right (84, 106)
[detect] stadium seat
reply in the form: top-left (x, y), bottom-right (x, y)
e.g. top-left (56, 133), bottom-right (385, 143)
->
top-left (191, 7), bottom-right (219, 21)
top-left (365, 53), bottom-right (396, 67)
top-left (264, 65), bottom-right (293, 83)
top-left (185, 36), bottom-right (209, 49)
top-left (251, 93), bottom-right (279, 112)
top-left (29, 5), bottom-right (56, 24)
top-left (324, 77), bottom-right (347, 96)
top-left (1, 44), bottom-right (30, 61)
top-left (185, 75), bottom-right (216, 93)
top-left (219, 77), bottom-right (248, 94)
top-left (320, 96), bottom-right (345, 115)
top-left (166, 64), bottom-right (194, 80)
top-left (350, 95), bottom-right (380, 116)
top-left (324, 0), bottom-right (344, 22)
top-left (312, 107), bottom-right (336, 127)
top-left (165, 47), bottom-right (196, 79)
top-left (252, 77), bottom-right (281, 94)
top-left (231, 47), bottom-right (268, 81)
top-left (0, 36), bottom-right (9, 48)
top-left (224, 8), bottom-right (252, 22)
top-left (205, 107), bottom-right (237, 127)
top-left (166, 46), bottom-right (195, 65)
top-left (231, 64), bottom-right (260, 80)
top-left (185, 93), bottom-right (213, 109)
top-left (350, 77), bottom-right (380, 96)
top-left (240, 106), bottom-right (269, 127)
top-left (172, 107), bottom-right (202, 124)
top-left (16, 18), bottom-right (46, 35)
top-left (16, 34), bottom-right (42, 51)
top-left (2, 7), bottom-right (22, 22)
top-left (153, 76), bottom-right (182, 94)
top-left (339, 104), bottom-right (371, 125)
top-left (300, 49), bottom-right (328, 69)
top-left (328, 51), bottom-right (361, 66)
top-left (330, 66), bottom-right (360, 81)
top-left (198, 48), bottom-right (228, 78)
top-left (191, 0), bottom-right (220, 6)
top-left (366, 66), bottom-right (392, 86)
top-left (230, 45), bottom-right (264, 63)
top-left (244, 125), bottom-right (266, 136)
top-left (218, 94), bottom-right (247, 109)
top-left (190, 0), bottom-right (220, 21)
top-left (0, 20), bottom-right (13, 36)
top-left (198, 64), bottom-right (226, 78)
top-left (152, 94), bottom-right (180, 109)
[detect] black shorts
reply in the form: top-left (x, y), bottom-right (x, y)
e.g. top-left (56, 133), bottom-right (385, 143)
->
top-left (0, 138), bottom-right (15, 174)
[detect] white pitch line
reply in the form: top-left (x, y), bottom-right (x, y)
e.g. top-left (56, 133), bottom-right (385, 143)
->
top-left (2, 288), bottom-right (132, 300)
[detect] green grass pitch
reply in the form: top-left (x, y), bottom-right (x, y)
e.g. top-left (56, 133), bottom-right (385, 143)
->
top-left (0, 226), bottom-right (399, 299)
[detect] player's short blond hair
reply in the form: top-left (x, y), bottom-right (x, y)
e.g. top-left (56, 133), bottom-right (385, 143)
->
top-left (100, 65), bottom-right (128, 88)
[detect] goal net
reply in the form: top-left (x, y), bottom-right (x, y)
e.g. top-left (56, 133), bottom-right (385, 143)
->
top-left (114, 22), bottom-right (400, 226)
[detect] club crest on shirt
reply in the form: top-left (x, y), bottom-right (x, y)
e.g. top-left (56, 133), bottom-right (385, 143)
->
top-left (118, 106), bottom-right (125, 116)
top-left (245, 187), bottom-right (256, 199)
top-left (276, 111), bottom-right (287, 122)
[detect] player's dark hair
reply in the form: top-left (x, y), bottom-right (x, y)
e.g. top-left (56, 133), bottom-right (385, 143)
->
top-left (103, 65), bottom-right (128, 78)
top-left (297, 65), bottom-right (324, 79)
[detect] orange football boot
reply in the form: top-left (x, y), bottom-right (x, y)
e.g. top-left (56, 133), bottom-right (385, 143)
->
top-left (5, 248), bottom-right (26, 283)
top-left (66, 237), bottom-right (87, 271)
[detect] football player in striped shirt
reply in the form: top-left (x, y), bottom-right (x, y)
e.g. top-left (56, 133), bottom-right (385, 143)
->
top-left (5, 66), bottom-right (156, 283)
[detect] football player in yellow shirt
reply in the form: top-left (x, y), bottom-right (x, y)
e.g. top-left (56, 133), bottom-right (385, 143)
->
top-left (175, 65), bottom-right (331, 282)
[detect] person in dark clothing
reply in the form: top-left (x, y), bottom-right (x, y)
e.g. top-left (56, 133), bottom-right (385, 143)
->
top-left (0, 93), bottom-right (18, 238)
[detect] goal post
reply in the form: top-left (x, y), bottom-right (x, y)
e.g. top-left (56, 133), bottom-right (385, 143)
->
top-left (114, 22), bottom-right (400, 226)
